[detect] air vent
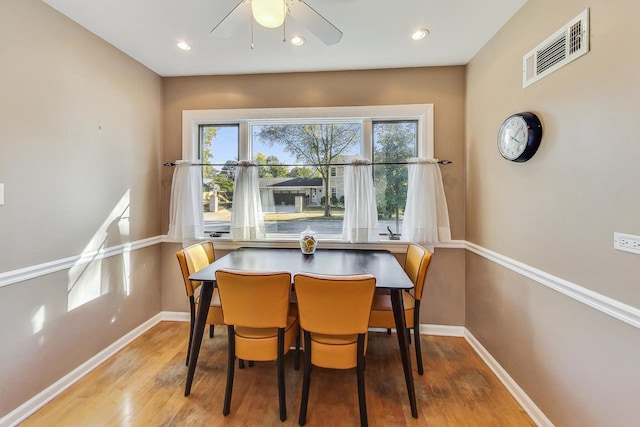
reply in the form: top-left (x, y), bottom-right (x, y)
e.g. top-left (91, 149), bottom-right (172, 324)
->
top-left (523, 9), bottom-right (589, 88)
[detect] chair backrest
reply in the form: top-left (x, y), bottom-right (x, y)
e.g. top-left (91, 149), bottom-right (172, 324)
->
top-left (176, 242), bottom-right (216, 298)
top-left (404, 243), bottom-right (433, 301)
top-left (294, 273), bottom-right (376, 335)
top-left (216, 269), bottom-right (292, 329)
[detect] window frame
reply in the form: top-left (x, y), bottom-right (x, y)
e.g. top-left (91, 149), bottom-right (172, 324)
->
top-left (181, 104), bottom-right (434, 248)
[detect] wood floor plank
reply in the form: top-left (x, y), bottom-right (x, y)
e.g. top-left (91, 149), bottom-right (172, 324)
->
top-left (20, 322), bottom-right (534, 426)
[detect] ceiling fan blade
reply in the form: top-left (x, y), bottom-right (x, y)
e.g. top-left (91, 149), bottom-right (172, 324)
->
top-left (288, 0), bottom-right (343, 45)
top-left (210, 1), bottom-right (250, 39)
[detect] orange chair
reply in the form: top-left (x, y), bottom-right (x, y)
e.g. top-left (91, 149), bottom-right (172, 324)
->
top-left (176, 242), bottom-right (224, 366)
top-left (368, 243), bottom-right (433, 375)
top-left (294, 273), bottom-right (376, 427)
top-left (216, 269), bottom-right (300, 422)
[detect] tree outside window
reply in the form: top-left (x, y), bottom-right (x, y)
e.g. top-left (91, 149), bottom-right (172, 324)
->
top-left (254, 123), bottom-right (360, 217)
top-left (373, 121), bottom-right (417, 234)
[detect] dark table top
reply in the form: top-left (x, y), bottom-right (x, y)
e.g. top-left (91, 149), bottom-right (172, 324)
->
top-left (189, 247), bottom-right (414, 290)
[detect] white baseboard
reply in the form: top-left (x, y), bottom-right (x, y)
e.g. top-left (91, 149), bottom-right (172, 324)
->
top-left (421, 323), bottom-right (466, 336)
top-left (0, 312), bottom-right (177, 427)
top-left (371, 324), bottom-right (465, 337)
top-left (372, 324), bottom-right (549, 426)
top-left (464, 329), bottom-right (553, 427)
top-left (161, 311), bottom-right (190, 322)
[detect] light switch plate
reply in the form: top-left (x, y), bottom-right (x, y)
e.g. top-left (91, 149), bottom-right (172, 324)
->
top-left (0, 183), bottom-right (4, 205)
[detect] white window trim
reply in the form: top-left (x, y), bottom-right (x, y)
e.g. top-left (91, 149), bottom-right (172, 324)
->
top-left (182, 104), bottom-right (434, 160)
top-left (181, 104), bottom-right (434, 249)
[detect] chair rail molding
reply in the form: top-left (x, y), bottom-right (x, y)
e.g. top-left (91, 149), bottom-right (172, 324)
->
top-left (0, 236), bottom-right (163, 288)
top-left (3, 236), bottom-right (637, 331)
top-left (465, 241), bottom-right (640, 330)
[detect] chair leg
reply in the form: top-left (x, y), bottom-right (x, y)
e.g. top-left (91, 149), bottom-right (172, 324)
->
top-left (186, 299), bottom-right (196, 366)
top-left (277, 328), bottom-right (287, 421)
top-left (294, 330), bottom-right (301, 371)
top-left (386, 328), bottom-right (391, 335)
top-left (356, 334), bottom-right (369, 427)
top-left (299, 331), bottom-right (312, 426)
top-left (239, 359), bottom-right (245, 369)
top-left (223, 325), bottom-right (236, 416)
top-left (414, 300), bottom-right (424, 375)
top-left (209, 324), bottom-right (215, 338)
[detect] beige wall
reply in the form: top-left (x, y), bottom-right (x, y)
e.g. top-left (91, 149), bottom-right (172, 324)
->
top-left (466, 0), bottom-right (640, 424)
top-left (7, 0), bottom-right (638, 423)
top-left (0, 0), bottom-right (163, 418)
top-left (161, 68), bottom-right (467, 325)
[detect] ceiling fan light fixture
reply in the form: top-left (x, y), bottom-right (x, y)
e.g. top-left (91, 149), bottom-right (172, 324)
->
top-left (252, 0), bottom-right (287, 29)
top-left (290, 35), bottom-right (305, 46)
top-left (411, 28), bottom-right (430, 41)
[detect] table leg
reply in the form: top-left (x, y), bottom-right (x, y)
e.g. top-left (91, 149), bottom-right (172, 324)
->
top-left (390, 289), bottom-right (418, 418)
top-left (184, 281), bottom-right (214, 396)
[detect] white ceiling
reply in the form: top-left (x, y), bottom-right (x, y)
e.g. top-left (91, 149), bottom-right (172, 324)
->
top-left (42, 0), bottom-right (527, 77)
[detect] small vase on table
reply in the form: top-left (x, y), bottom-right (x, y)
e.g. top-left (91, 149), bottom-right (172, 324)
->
top-left (299, 226), bottom-right (318, 255)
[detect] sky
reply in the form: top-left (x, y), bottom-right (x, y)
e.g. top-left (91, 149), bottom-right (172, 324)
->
top-left (207, 125), bottom-right (297, 166)
top-left (207, 124), bottom-right (362, 168)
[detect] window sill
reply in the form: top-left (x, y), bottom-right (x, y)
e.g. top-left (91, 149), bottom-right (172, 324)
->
top-left (210, 237), bottom-right (413, 253)
top-left (163, 235), bottom-right (464, 253)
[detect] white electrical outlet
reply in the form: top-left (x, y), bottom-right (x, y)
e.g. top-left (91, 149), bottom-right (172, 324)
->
top-left (614, 232), bottom-right (640, 255)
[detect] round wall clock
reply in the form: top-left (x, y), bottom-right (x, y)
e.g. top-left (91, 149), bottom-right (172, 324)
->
top-left (497, 112), bottom-right (543, 162)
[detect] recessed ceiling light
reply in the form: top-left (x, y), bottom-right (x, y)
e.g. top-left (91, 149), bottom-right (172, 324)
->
top-left (177, 41), bottom-right (192, 51)
top-left (411, 28), bottom-right (430, 41)
top-left (290, 35), bottom-right (305, 46)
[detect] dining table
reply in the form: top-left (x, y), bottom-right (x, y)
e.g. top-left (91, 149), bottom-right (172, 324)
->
top-left (185, 247), bottom-right (419, 418)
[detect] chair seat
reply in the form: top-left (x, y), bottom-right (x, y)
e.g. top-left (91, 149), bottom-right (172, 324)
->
top-left (369, 290), bottom-right (415, 329)
top-left (370, 290), bottom-right (415, 311)
top-left (236, 314), bottom-right (299, 339)
top-left (311, 333), bottom-right (357, 346)
top-left (195, 288), bottom-right (224, 325)
top-left (235, 314), bottom-right (299, 361)
top-left (309, 332), bottom-right (370, 370)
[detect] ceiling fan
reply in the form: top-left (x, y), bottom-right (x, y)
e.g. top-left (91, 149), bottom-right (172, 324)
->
top-left (211, 0), bottom-right (343, 46)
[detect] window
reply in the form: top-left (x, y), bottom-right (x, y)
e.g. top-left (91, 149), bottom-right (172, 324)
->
top-left (199, 124), bottom-right (238, 233)
top-left (373, 121), bottom-right (417, 235)
top-left (183, 105), bottom-right (433, 239)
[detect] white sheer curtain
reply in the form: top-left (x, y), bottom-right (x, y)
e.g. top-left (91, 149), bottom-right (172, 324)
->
top-left (231, 161), bottom-right (266, 240)
top-left (168, 160), bottom-right (204, 241)
top-left (342, 159), bottom-right (379, 243)
top-left (401, 158), bottom-right (451, 243)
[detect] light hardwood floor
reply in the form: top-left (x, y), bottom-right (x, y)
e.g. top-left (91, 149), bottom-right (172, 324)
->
top-left (20, 322), bottom-right (534, 426)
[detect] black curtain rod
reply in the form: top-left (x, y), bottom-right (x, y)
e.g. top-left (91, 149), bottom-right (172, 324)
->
top-left (163, 160), bottom-right (452, 167)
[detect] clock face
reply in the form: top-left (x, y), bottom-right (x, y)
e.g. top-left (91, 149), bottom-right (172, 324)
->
top-left (497, 112), bottom-right (542, 162)
top-left (498, 115), bottom-right (528, 160)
